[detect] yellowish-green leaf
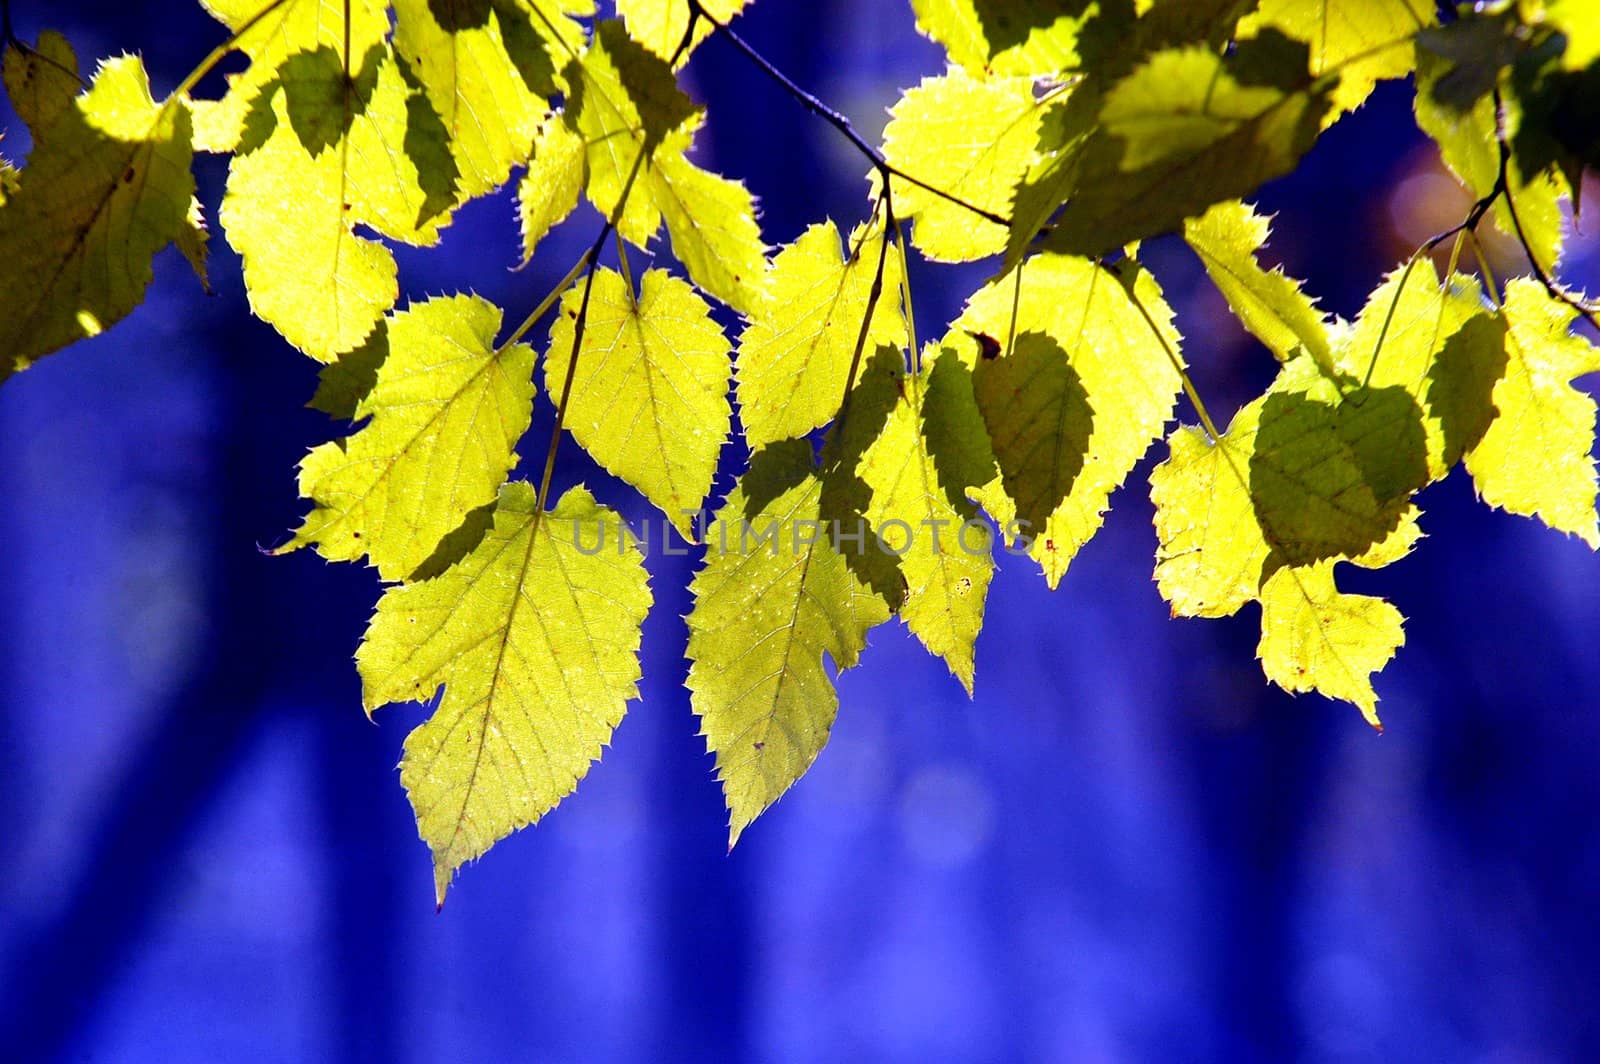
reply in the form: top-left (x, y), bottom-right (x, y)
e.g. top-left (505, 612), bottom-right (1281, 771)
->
top-left (856, 346), bottom-right (996, 692)
top-left (1040, 39), bottom-right (1333, 256)
top-left (648, 148), bottom-right (769, 314)
top-left (1257, 562), bottom-right (1403, 727)
top-left (3, 30), bottom-right (79, 133)
top-left (1464, 278), bottom-right (1600, 546)
top-left (1150, 374), bottom-right (1421, 721)
top-left (687, 439), bottom-right (895, 844)
top-left (909, 0), bottom-right (1095, 76)
top-left (219, 43), bottom-right (450, 361)
top-left (192, 0), bottom-right (391, 153)
top-left (565, 19), bottom-right (698, 244)
top-left (1339, 261), bottom-right (1503, 480)
top-left (0, 46), bottom-right (203, 379)
top-left (360, 483), bottom-right (651, 904)
top-left (1184, 200), bottom-right (1332, 368)
top-left (1239, 0), bottom-right (1434, 118)
top-left (1414, 49), bottom-right (1566, 276)
top-left (518, 111), bottom-right (586, 262)
top-left (881, 68), bottom-right (1044, 262)
top-left (958, 254), bottom-right (1184, 587)
top-left (735, 220), bottom-right (906, 447)
top-left (1547, 0), bottom-right (1600, 69)
top-left (1151, 420), bottom-right (1270, 618)
top-left (546, 267), bottom-right (732, 539)
top-left (281, 294), bottom-right (537, 581)
top-left (392, 0), bottom-right (552, 199)
top-left (615, 0), bottom-right (749, 65)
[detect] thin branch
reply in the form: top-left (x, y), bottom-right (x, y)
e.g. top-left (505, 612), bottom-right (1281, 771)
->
top-left (1123, 261), bottom-right (1222, 443)
top-left (171, 0), bottom-right (293, 101)
top-left (496, 250), bottom-right (595, 355)
top-left (529, 150), bottom-right (650, 543)
top-left (832, 191), bottom-right (895, 440)
top-left (686, 0), bottom-right (1009, 229)
top-left (1490, 89), bottom-right (1600, 333)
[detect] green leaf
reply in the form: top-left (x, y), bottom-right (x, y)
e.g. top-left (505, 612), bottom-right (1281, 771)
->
top-left (687, 439), bottom-right (895, 844)
top-left (219, 42), bottom-right (451, 361)
top-left (392, 0), bottom-right (553, 199)
top-left (545, 266), bottom-right (733, 539)
top-left (280, 294), bottom-right (537, 581)
top-left (518, 110), bottom-right (586, 262)
top-left (856, 346), bottom-right (997, 692)
top-left (0, 43), bottom-right (204, 379)
top-left (1038, 35), bottom-right (1334, 257)
top-left (1239, 0), bottom-right (1434, 119)
top-left (1464, 279), bottom-right (1600, 546)
top-left (881, 69), bottom-right (1045, 262)
top-left (360, 483), bottom-right (652, 904)
top-left (3, 29), bottom-right (79, 133)
top-left (735, 220), bottom-right (906, 447)
top-left (957, 254), bottom-right (1184, 587)
top-left (566, 21), bottom-right (767, 311)
top-left (1183, 200), bottom-right (1332, 368)
top-left (1338, 261), bottom-right (1503, 481)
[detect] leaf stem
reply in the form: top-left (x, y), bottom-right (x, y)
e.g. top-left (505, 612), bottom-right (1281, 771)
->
top-left (1491, 89), bottom-right (1600, 333)
top-left (892, 213), bottom-right (919, 375)
top-left (686, 0), bottom-right (1009, 229)
top-left (1123, 263), bottom-right (1220, 442)
top-left (170, 0), bottom-right (293, 102)
top-left (497, 249), bottom-right (595, 355)
top-left (529, 149), bottom-right (650, 541)
top-left (832, 192), bottom-right (895, 440)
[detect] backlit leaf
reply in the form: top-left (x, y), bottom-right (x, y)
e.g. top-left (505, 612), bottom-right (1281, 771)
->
top-left (1464, 279), bottom-right (1600, 546)
top-left (881, 68), bottom-right (1044, 262)
top-left (546, 266), bottom-right (733, 539)
top-left (360, 483), bottom-right (651, 904)
top-left (0, 43), bottom-right (203, 379)
top-left (687, 439), bottom-right (895, 844)
top-left (282, 294), bottom-right (537, 581)
top-left (958, 254), bottom-right (1184, 587)
top-left (735, 220), bottom-right (906, 447)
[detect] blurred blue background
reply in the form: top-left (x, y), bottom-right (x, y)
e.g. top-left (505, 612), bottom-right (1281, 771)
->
top-left (3, 2), bottom-right (1600, 1061)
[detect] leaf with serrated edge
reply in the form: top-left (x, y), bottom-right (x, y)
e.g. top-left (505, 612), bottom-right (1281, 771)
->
top-left (1239, 0), bottom-right (1434, 119)
top-left (1464, 279), bottom-right (1600, 546)
top-left (857, 346), bottom-right (996, 691)
top-left (1184, 200), bottom-right (1332, 367)
top-left (0, 45), bottom-right (203, 379)
top-left (282, 294), bottom-right (536, 581)
top-left (687, 439), bottom-right (893, 844)
top-left (360, 483), bottom-right (651, 905)
top-left (546, 267), bottom-right (732, 539)
top-left (518, 111), bottom-right (586, 262)
top-left (649, 148), bottom-right (769, 314)
top-left (1258, 563), bottom-right (1404, 726)
top-left (616, 0), bottom-right (749, 65)
top-left (958, 254), bottom-right (1184, 588)
top-left (881, 69), bottom-right (1044, 262)
top-left (193, 0), bottom-right (391, 153)
top-left (392, 0), bottom-right (551, 199)
top-left (220, 42), bottom-right (451, 361)
top-left (735, 220), bottom-right (905, 447)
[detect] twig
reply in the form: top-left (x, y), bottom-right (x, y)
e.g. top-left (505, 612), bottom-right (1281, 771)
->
top-left (686, 0), bottom-right (1009, 229)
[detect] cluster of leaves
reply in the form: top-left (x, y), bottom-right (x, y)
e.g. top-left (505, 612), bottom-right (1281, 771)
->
top-left (2, 0), bottom-right (1598, 902)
